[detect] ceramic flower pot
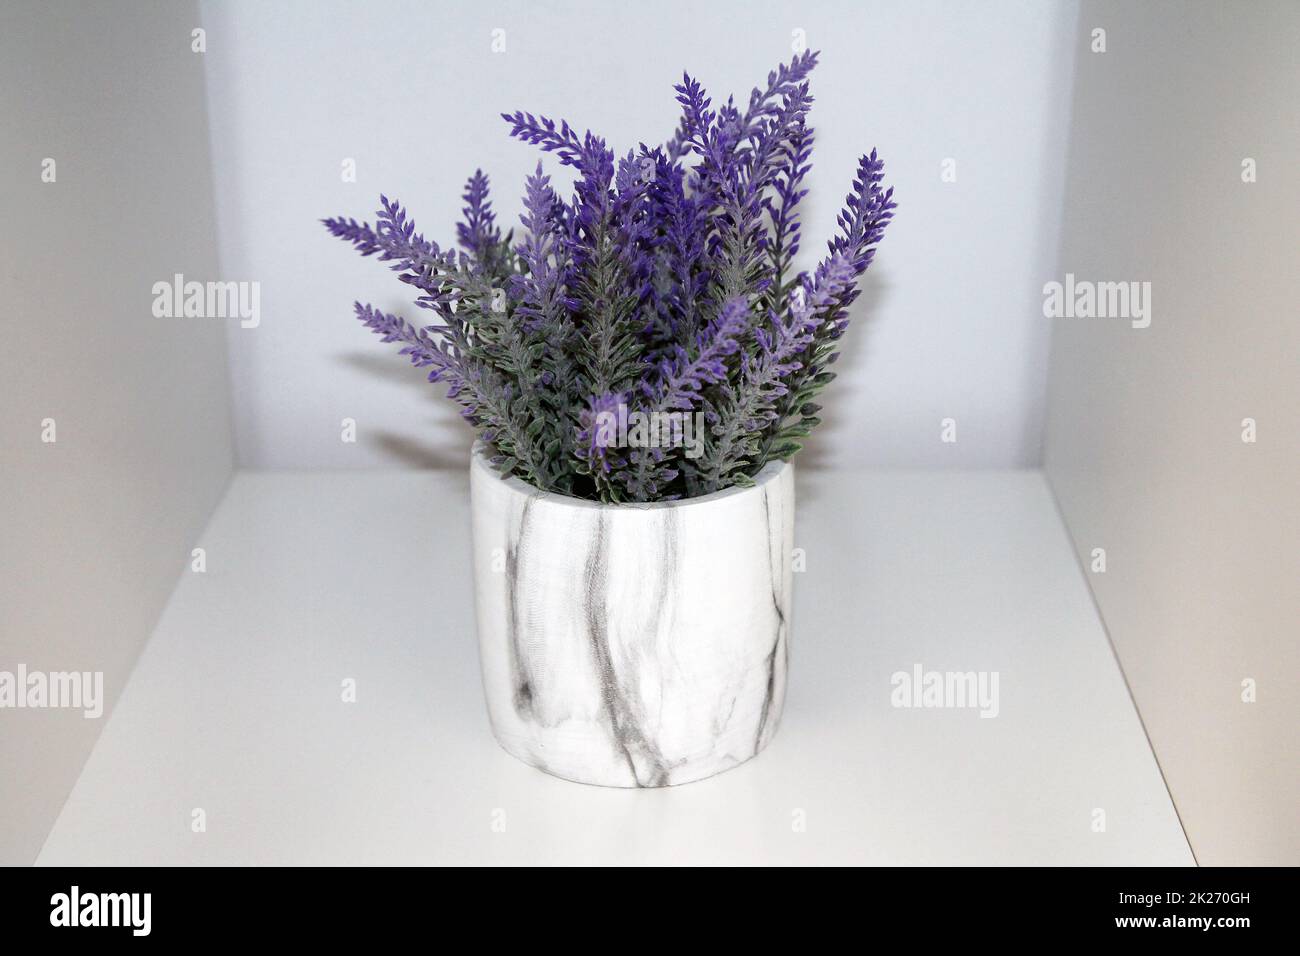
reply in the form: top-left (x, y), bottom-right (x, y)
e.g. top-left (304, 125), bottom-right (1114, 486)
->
top-left (469, 443), bottom-right (794, 787)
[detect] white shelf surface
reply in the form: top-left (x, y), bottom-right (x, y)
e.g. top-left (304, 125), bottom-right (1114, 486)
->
top-left (38, 469), bottom-right (1193, 866)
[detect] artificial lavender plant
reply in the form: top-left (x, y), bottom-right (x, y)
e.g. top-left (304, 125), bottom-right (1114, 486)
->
top-left (324, 51), bottom-right (895, 502)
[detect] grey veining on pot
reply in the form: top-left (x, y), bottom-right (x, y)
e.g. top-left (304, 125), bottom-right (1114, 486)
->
top-left (470, 444), bottom-right (794, 787)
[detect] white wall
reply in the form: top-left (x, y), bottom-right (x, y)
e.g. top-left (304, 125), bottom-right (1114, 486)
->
top-left (0, 0), bottom-right (234, 865)
top-left (202, 0), bottom-right (1077, 470)
top-left (1045, 0), bottom-right (1300, 865)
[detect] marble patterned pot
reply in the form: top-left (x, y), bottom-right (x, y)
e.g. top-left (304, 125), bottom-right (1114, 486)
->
top-left (469, 444), bottom-right (794, 787)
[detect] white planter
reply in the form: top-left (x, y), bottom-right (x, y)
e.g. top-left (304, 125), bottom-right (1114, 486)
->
top-left (469, 444), bottom-right (794, 787)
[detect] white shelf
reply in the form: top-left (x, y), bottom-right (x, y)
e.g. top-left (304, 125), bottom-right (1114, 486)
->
top-left (38, 469), bottom-right (1193, 865)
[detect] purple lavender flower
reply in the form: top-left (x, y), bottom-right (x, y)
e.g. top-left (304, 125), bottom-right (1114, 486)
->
top-left (324, 52), bottom-right (895, 502)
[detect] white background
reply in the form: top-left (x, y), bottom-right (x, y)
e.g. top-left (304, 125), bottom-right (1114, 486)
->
top-left (1046, 0), bottom-right (1300, 866)
top-left (202, 0), bottom-right (1077, 469)
top-left (0, 0), bottom-right (233, 866)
